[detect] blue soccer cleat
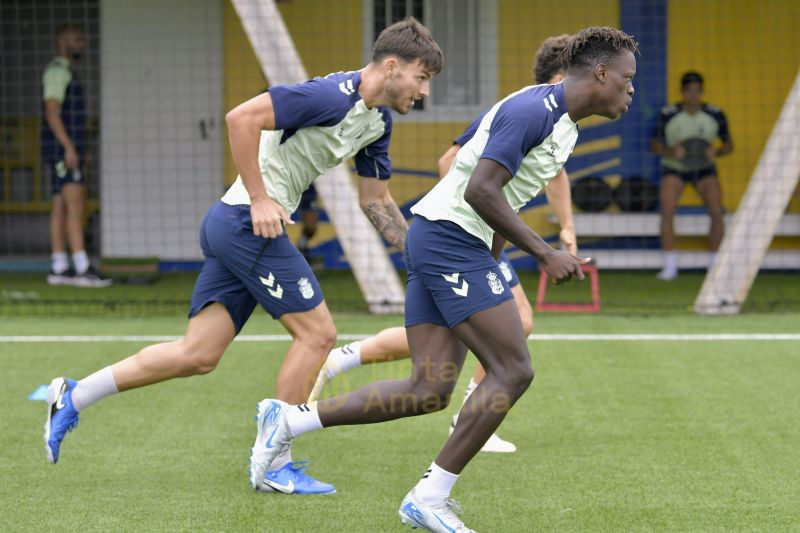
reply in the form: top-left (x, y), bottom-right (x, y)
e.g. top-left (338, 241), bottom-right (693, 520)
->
top-left (258, 461), bottom-right (336, 494)
top-left (399, 489), bottom-right (477, 532)
top-left (249, 398), bottom-right (293, 489)
top-left (44, 377), bottom-right (80, 464)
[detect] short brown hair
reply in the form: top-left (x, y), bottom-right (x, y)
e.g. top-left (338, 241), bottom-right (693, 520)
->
top-left (533, 34), bottom-right (572, 84)
top-left (371, 17), bottom-right (443, 75)
top-left (562, 26), bottom-right (639, 73)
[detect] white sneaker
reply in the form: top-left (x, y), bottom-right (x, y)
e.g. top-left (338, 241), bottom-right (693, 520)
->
top-left (399, 489), bottom-right (477, 532)
top-left (47, 268), bottom-right (75, 286)
top-left (73, 267), bottom-right (113, 288)
top-left (656, 267), bottom-right (677, 281)
top-left (308, 343), bottom-right (356, 401)
top-left (449, 415), bottom-right (517, 453)
top-left (480, 432), bottom-right (517, 453)
top-left (249, 399), bottom-right (292, 489)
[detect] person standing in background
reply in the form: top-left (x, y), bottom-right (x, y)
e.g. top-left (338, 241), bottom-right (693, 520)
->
top-left (42, 24), bottom-right (110, 287)
top-left (652, 71), bottom-right (733, 281)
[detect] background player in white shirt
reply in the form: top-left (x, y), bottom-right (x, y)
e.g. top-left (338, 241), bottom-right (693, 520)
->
top-left (44, 18), bottom-right (442, 496)
top-left (251, 27), bottom-right (639, 531)
top-left (307, 35), bottom-right (578, 455)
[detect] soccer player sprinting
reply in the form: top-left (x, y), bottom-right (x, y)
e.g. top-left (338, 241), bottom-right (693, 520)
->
top-left (250, 27), bottom-right (638, 531)
top-left (307, 34), bottom-right (578, 455)
top-left (43, 18), bottom-right (442, 495)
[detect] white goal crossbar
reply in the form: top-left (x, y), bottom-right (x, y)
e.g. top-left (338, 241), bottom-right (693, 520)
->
top-left (230, 0), bottom-right (404, 313)
top-left (694, 69), bottom-right (800, 314)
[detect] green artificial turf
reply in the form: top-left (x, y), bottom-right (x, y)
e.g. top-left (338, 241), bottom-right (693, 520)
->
top-left (2, 313), bottom-right (798, 531)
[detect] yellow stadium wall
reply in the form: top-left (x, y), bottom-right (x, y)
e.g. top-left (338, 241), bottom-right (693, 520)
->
top-left (667, 0), bottom-right (800, 213)
top-left (222, 1), bottom-right (265, 187)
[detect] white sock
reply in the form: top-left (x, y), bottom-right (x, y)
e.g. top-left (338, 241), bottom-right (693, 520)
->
top-left (270, 445), bottom-right (293, 470)
top-left (73, 250), bottom-right (90, 275)
top-left (52, 252), bottom-right (69, 274)
top-left (285, 402), bottom-right (323, 437)
top-left (327, 342), bottom-right (362, 379)
top-left (708, 251), bottom-right (717, 268)
top-left (663, 250), bottom-right (677, 272)
top-left (461, 378), bottom-right (478, 407)
top-left (71, 367), bottom-right (119, 412)
top-left (414, 461), bottom-right (459, 505)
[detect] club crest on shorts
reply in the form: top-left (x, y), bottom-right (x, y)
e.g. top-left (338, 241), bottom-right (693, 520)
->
top-left (499, 261), bottom-right (513, 282)
top-left (298, 277), bottom-right (315, 299)
top-left (486, 271), bottom-right (504, 295)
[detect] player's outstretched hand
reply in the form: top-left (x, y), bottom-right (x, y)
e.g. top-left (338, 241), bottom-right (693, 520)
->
top-left (250, 196), bottom-right (294, 239)
top-left (540, 249), bottom-right (591, 284)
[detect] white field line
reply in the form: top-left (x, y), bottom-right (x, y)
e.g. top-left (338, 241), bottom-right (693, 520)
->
top-left (1, 333), bottom-right (798, 343)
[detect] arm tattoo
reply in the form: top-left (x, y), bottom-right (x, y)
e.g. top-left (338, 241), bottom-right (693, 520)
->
top-left (363, 200), bottom-right (408, 250)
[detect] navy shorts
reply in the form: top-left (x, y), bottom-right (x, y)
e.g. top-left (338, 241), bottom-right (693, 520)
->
top-left (496, 251), bottom-right (520, 289)
top-left (189, 201), bottom-right (325, 332)
top-left (48, 160), bottom-right (84, 195)
top-left (298, 184), bottom-right (318, 212)
top-left (662, 165), bottom-right (717, 186)
top-left (404, 217), bottom-right (514, 329)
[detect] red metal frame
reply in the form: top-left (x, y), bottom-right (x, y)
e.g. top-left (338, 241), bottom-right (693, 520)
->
top-left (536, 263), bottom-right (600, 313)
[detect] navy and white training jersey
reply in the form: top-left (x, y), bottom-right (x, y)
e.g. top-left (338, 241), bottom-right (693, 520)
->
top-left (412, 82), bottom-right (578, 248)
top-left (453, 109), bottom-right (486, 147)
top-left (221, 71), bottom-right (392, 214)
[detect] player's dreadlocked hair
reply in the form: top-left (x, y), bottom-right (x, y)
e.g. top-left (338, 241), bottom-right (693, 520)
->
top-left (562, 27), bottom-right (639, 73)
top-left (533, 34), bottom-right (573, 84)
top-left (372, 17), bottom-right (443, 75)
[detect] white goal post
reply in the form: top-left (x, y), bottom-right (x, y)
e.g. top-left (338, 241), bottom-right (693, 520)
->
top-left (230, 0), bottom-right (404, 314)
top-left (694, 69), bottom-right (800, 315)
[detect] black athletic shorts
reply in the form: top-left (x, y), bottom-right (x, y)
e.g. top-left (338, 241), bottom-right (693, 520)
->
top-left (661, 165), bottom-right (717, 186)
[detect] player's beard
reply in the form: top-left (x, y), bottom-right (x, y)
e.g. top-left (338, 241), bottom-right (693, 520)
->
top-left (385, 79), bottom-right (412, 115)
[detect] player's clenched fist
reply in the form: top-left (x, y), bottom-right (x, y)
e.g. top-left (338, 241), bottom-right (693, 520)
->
top-left (250, 196), bottom-right (293, 239)
top-left (540, 249), bottom-right (590, 284)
